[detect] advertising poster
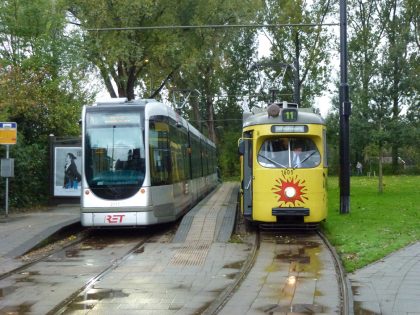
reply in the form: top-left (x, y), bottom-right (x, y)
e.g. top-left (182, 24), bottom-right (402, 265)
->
top-left (54, 147), bottom-right (82, 197)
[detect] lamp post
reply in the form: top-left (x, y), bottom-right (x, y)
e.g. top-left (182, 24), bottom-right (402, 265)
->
top-left (339, 0), bottom-right (351, 214)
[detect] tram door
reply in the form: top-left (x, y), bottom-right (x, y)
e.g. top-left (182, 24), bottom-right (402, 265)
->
top-left (242, 131), bottom-right (253, 219)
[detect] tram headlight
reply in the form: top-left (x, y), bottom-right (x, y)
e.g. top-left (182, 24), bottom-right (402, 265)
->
top-left (284, 187), bottom-right (296, 198)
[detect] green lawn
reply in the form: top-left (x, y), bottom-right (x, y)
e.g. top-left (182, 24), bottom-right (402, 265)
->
top-left (322, 175), bottom-right (420, 273)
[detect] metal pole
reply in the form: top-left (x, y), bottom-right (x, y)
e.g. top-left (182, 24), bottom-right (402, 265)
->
top-left (5, 145), bottom-right (9, 217)
top-left (293, 31), bottom-right (301, 106)
top-left (339, 0), bottom-right (351, 214)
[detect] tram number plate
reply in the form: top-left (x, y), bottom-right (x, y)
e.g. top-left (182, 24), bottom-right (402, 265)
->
top-left (105, 214), bottom-right (125, 224)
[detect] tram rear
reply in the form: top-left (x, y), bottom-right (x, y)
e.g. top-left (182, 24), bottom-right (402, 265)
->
top-left (239, 102), bottom-right (327, 229)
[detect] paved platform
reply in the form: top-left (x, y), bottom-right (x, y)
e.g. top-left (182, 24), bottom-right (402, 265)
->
top-left (0, 204), bottom-right (80, 274)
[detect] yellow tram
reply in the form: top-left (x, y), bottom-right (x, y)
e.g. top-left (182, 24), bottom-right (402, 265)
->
top-left (239, 101), bottom-right (327, 228)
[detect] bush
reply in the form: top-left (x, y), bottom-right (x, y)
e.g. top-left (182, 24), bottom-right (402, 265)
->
top-left (0, 141), bottom-right (49, 209)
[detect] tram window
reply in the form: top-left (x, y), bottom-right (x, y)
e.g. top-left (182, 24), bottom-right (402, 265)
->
top-left (169, 123), bottom-right (189, 183)
top-left (149, 120), bottom-right (171, 185)
top-left (190, 135), bottom-right (202, 178)
top-left (257, 137), bottom-right (321, 169)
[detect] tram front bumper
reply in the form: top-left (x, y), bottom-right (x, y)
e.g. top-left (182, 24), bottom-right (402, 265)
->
top-left (272, 207), bottom-right (310, 216)
top-left (81, 205), bottom-right (175, 227)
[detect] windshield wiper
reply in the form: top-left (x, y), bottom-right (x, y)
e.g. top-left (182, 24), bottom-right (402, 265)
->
top-left (258, 153), bottom-right (287, 168)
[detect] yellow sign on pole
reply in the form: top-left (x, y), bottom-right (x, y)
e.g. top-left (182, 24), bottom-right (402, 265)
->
top-left (0, 122), bottom-right (17, 145)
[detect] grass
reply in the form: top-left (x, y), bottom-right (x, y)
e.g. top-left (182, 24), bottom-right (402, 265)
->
top-left (321, 175), bottom-right (420, 273)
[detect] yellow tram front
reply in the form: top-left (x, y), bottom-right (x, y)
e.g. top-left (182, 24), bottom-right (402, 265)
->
top-left (239, 102), bottom-right (327, 228)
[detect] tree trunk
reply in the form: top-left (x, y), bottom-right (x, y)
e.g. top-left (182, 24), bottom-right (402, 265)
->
top-left (191, 97), bottom-right (202, 131)
top-left (205, 96), bottom-right (216, 144)
top-left (378, 144), bottom-right (383, 194)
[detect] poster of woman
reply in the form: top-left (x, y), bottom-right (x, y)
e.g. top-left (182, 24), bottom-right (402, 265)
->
top-left (54, 147), bottom-right (82, 196)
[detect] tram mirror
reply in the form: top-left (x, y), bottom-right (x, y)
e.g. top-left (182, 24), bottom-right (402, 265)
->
top-left (238, 139), bottom-right (245, 156)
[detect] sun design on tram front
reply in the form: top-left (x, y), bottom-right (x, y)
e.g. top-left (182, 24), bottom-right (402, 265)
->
top-left (272, 175), bottom-right (308, 206)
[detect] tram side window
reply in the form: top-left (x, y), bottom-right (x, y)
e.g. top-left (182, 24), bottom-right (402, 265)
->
top-left (149, 120), bottom-right (171, 185)
top-left (257, 137), bottom-right (321, 169)
top-left (191, 134), bottom-right (202, 178)
top-left (211, 146), bottom-right (217, 174)
top-left (169, 122), bottom-right (189, 183)
top-left (203, 142), bottom-right (209, 175)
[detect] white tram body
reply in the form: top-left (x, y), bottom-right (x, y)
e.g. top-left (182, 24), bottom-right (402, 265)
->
top-left (81, 98), bottom-right (218, 227)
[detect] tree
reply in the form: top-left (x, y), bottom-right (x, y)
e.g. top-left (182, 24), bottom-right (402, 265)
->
top-left (67, 0), bottom-right (184, 100)
top-left (261, 0), bottom-right (334, 107)
top-left (0, 0), bottom-right (93, 206)
top-left (167, 0), bottom-right (262, 143)
top-left (347, 0), bottom-right (418, 179)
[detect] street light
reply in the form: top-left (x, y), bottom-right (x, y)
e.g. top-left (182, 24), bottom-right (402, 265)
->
top-left (339, 0), bottom-right (351, 214)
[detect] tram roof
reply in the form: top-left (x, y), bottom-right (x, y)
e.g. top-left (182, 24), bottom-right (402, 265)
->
top-left (242, 107), bottom-right (325, 128)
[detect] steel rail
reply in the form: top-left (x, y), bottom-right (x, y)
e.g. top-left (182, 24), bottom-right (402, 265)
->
top-left (203, 228), bottom-right (260, 315)
top-left (0, 229), bottom-right (90, 281)
top-left (48, 236), bottom-right (152, 315)
top-left (317, 229), bottom-right (353, 315)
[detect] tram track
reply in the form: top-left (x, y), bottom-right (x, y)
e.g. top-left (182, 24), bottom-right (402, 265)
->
top-left (209, 227), bottom-right (351, 315)
top-left (0, 229), bottom-right (90, 282)
top-left (49, 235), bottom-right (151, 315)
top-left (317, 230), bottom-right (352, 315)
top-left (0, 224), bottom-right (176, 315)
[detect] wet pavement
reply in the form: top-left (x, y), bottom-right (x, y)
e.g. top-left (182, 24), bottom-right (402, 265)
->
top-left (0, 234), bottom-right (146, 314)
top-left (218, 232), bottom-right (342, 315)
top-left (349, 242), bottom-right (420, 315)
top-left (57, 182), bottom-right (252, 314)
top-left (1, 183), bottom-right (420, 314)
top-left (0, 204), bottom-right (80, 275)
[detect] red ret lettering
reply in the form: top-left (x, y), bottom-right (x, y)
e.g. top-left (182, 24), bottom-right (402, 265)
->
top-left (105, 214), bottom-right (125, 223)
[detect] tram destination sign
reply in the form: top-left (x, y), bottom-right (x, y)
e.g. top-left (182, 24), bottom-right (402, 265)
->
top-left (0, 122), bottom-right (17, 145)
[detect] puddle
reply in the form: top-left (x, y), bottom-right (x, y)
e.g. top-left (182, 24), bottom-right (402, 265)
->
top-left (223, 260), bottom-right (245, 269)
top-left (276, 245), bottom-right (322, 275)
top-left (192, 301), bottom-right (212, 314)
top-left (276, 236), bottom-right (319, 248)
top-left (276, 248), bottom-right (310, 263)
top-left (261, 303), bottom-right (326, 314)
top-left (65, 248), bottom-right (81, 258)
top-left (133, 247), bottom-right (144, 254)
top-left (225, 272), bottom-right (239, 279)
top-left (352, 285), bottom-right (360, 295)
top-left (351, 282), bottom-right (382, 314)
top-left (0, 302), bottom-right (33, 314)
top-left (261, 234), bottom-right (325, 303)
top-left (354, 301), bottom-right (381, 315)
top-left (64, 288), bottom-right (129, 311)
top-left (314, 289), bottom-right (323, 296)
top-left (0, 286), bottom-right (17, 297)
top-left (15, 271), bottom-right (41, 283)
top-left (79, 242), bottom-right (107, 251)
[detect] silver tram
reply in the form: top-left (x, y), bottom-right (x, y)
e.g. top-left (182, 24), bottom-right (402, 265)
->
top-left (80, 98), bottom-right (218, 227)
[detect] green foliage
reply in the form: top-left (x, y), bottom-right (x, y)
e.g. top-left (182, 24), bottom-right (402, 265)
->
top-left (0, 0), bottom-right (94, 209)
top-left (347, 0), bottom-right (419, 174)
top-left (322, 176), bottom-right (420, 272)
top-left (261, 0), bottom-right (334, 106)
top-left (0, 137), bottom-right (49, 208)
top-left (217, 129), bottom-right (241, 179)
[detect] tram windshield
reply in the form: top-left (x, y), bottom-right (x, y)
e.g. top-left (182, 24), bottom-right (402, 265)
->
top-left (84, 108), bottom-right (145, 199)
top-left (257, 137), bottom-right (320, 169)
